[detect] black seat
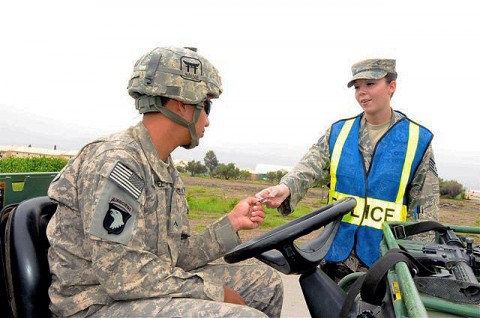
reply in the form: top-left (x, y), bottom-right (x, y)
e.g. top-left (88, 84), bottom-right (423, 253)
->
top-left (1, 197), bottom-right (57, 318)
top-left (1, 203), bottom-right (18, 318)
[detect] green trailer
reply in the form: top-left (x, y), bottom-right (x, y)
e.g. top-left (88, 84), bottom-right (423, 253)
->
top-left (0, 172), bottom-right (57, 211)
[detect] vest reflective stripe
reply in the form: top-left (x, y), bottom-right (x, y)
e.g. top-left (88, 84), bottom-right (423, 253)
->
top-left (329, 118), bottom-right (355, 200)
top-left (396, 123), bottom-right (419, 203)
top-left (330, 191), bottom-right (407, 229)
top-left (325, 113), bottom-right (432, 267)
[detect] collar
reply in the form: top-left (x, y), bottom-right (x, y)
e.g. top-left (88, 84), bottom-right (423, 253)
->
top-left (360, 108), bottom-right (403, 129)
top-left (132, 122), bottom-right (174, 184)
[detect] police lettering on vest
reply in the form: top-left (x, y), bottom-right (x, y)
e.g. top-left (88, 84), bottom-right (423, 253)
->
top-left (331, 196), bottom-right (396, 226)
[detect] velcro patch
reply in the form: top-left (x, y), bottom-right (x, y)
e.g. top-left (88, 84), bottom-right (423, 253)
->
top-left (109, 162), bottom-right (145, 199)
top-left (180, 56), bottom-right (202, 82)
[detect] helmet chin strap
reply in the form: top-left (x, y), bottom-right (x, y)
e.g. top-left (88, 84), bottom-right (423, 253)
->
top-left (136, 95), bottom-right (203, 149)
top-left (180, 105), bottom-right (202, 149)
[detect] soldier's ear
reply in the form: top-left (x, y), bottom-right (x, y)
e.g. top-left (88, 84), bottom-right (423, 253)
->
top-left (166, 99), bottom-right (186, 115)
top-left (388, 80), bottom-right (396, 97)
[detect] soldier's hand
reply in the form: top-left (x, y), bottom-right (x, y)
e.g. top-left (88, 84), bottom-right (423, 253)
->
top-left (223, 285), bottom-right (246, 305)
top-left (255, 184), bottom-right (290, 208)
top-left (228, 197), bottom-right (266, 232)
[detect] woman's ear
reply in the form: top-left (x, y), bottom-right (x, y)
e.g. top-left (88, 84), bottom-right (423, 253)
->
top-left (389, 80), bottom-right (397, 97)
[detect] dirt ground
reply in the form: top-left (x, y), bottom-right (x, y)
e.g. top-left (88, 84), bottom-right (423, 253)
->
top-left (184, 176), bottom-right (480, 242)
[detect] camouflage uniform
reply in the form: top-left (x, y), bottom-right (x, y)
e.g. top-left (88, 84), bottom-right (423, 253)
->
top-left (279, 111), bottom-right (439, 273)
top-left (47, 122), bottom-right (283, 317)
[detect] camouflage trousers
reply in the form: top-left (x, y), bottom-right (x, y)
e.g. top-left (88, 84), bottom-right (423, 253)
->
top-left (321, 253), bottom-right (369, 283)
top-left (72, 262), bottom-right (283, 318)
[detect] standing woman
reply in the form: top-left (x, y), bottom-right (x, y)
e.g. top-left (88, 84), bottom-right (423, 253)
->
top-left (257, 59), bottom-right (440, 280)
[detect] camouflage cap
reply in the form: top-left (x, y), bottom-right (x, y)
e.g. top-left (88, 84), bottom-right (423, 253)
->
top-left (347, 59), bottom-right (396, 88)
top-left (127, 47), bottom-right (222, 106)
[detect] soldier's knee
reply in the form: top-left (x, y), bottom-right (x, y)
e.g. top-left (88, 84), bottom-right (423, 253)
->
top-left (238, 306), bottom-right (268, 318)
top-left (268, 267), bottom-right (283, 291)
top-left (231, 305), bottom-right (269, 317)
top-left (260, 266), bottom-right (283, 306)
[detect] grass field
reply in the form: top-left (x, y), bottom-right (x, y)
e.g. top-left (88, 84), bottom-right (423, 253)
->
top-left (184, 176), bottom-right (328, 237)
top-left (183, 175), bottom-right (480, 242)
top-left (186, 184), bottom-right (321, 230)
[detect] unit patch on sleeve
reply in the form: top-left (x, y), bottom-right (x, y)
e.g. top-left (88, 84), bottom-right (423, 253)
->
top-left (109, 162), bottom-right (145, 200)
top-left (103, 197), bottom-right (132, 235)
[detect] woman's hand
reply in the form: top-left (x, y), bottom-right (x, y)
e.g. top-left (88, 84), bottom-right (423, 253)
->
top-left (255, 184), bottom-right (290, 209)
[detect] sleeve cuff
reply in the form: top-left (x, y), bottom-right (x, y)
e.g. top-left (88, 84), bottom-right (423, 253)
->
top-left (278, 195), bottom-right (293, 216)
top-left (277, 181), bottom-right (295, 216)
top-left (212, 215), bottom-right (241, 253)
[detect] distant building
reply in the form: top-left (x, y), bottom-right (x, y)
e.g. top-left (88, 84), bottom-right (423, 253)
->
top-left (466, 189), bottom-right (480, 201)
top-left (173, 159), bottom-right (188, 168)
top-left (0, 145), bottom-right (77, 160)
top-left (249, 163), bottom-right (293, 181)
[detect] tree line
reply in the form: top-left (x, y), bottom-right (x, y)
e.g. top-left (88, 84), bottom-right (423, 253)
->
top-left (0, 155), bottom-right (470, 198)
top-left (176, 150), bottom-right (288, 183)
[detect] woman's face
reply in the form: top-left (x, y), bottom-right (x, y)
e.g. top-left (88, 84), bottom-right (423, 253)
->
top-left (354, 78), bottom-right (396, 116)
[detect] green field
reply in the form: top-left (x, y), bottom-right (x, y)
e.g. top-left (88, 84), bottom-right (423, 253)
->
top-left (187, 184), bottom-right (325, 229)
top-left (182, 176), bottom-right (329, 235)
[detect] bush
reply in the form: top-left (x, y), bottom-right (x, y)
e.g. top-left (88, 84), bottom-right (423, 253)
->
top-left (265, 170), bottom-right (288, 184)
top-left (213, 163), bottom-right (240, 180)
top-left (239, 170), bottom-right (251, 180)
top-left (0, 156), bottom-right (68, 173)
top-left (439, 179), bottom-right (465, 199)
top-left (185, 160), bottom-right (207, 176)
top-left (176, 165), bottom-right (186, 173)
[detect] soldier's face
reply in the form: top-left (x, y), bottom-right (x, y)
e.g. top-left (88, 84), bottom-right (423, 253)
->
top-left (354, 78), bottom-right (396, 115)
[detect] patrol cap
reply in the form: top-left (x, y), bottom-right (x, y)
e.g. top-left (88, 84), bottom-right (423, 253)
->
top-left (347, 59), bottom-right (396, 88)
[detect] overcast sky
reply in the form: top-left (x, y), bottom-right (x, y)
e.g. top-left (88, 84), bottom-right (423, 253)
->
top-left (1, 0), bottom-right (479, 189)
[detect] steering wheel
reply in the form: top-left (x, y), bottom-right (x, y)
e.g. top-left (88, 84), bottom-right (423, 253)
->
top-left (224, 198), bottom-right (357, 275)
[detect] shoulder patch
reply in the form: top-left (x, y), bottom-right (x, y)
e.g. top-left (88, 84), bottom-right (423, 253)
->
top-left (109, 162), bottom-right (145, 199)
top-left (103, 200), bottom-right (132, 234)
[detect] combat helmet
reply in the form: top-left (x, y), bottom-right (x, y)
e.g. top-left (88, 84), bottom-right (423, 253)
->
top-left (127, 47), bottom-right (222, 149)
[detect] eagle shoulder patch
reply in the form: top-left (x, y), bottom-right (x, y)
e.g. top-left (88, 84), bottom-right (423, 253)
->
top-left (103, 198), bottom-right (132, 235)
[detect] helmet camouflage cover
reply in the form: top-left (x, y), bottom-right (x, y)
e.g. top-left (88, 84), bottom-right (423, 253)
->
top-left (127, 47), bottom-right (222, 109)
top-left (127, 47), bottom-right (222, 149)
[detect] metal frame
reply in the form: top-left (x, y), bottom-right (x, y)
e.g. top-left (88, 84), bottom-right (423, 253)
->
top-left (382, 222), bottom-right (480, 318)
